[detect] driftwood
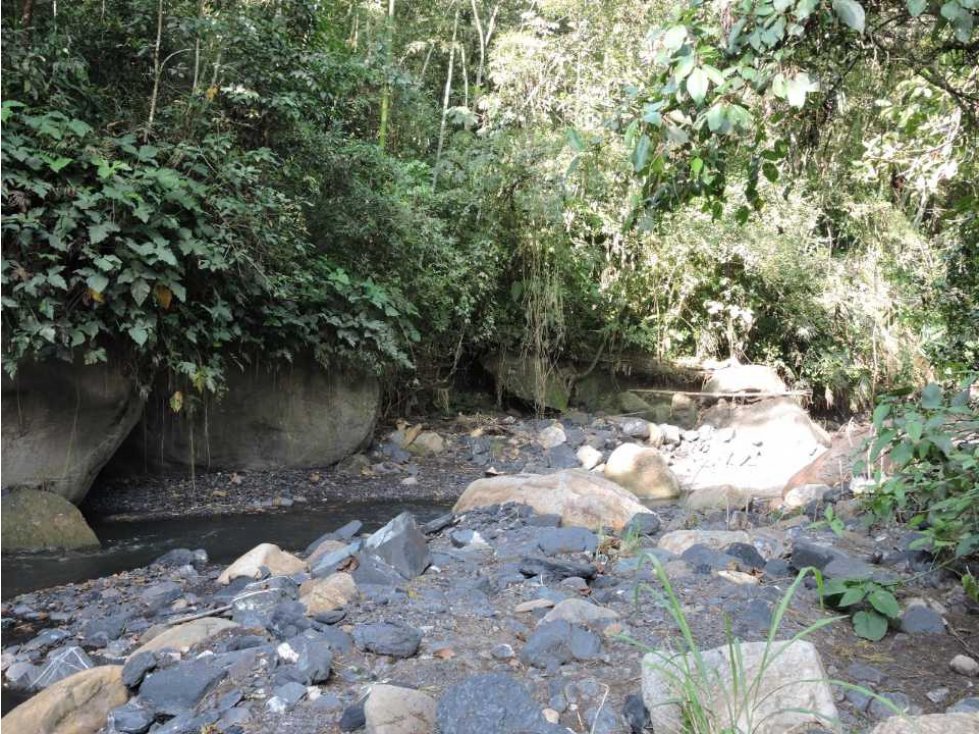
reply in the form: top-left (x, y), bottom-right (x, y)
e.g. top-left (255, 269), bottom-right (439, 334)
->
top-left (628, 388), bottom-right (812, 399)
top-left (162, 604), bottom-right (232, 627)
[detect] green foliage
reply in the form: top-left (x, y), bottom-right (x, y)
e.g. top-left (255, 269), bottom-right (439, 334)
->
top-left (864, 376), bottom-right (979, 561)
top-left (821, 578), bottom-right (902, 641)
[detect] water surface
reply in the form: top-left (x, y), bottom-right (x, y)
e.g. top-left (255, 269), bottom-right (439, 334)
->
top-left (2, 500), bottom-right (450, 599)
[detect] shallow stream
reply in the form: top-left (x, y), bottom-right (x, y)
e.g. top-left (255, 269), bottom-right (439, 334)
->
top-left (1, 499), bottom-right (450, 600)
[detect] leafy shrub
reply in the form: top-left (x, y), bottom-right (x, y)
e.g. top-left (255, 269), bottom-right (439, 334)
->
top-left (864, 376), bottom-right (979, 561)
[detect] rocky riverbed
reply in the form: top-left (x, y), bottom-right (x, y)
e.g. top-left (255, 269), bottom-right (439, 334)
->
top-left (3, 407), bottom-right (979, 734)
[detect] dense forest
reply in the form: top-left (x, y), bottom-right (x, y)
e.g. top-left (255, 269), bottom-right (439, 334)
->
top-left (2, 0), bottom-right (976, 409)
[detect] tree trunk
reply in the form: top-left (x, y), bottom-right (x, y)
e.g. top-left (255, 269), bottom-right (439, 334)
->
top-left (432, 8), bottom-right (460, 188)
top-left (378, 0), bottom-right (396, 150)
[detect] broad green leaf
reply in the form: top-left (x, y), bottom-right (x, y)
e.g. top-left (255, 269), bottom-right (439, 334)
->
top-left (868, 590), bottom-right (901, 619)
top-left (131, 280), bottom-right (151, 307)
top-left (853, 610), bottom-right (888, 641)
top-left (838, 587), bottom-right (866, 607)
top-left (920, 383), bottom-right (942, 409)
top-left (907, 0), bottom-right (928, 15)
top-left (890, 441), bottom-right (913, 466)
top-left (762, 161), bottom-right (779, 182)
top-left (66, 119), bottom-right (93, 137)
top-left (128, 324), bottom-right (149, 346)
top-left (687, 67), bottom-right (709, 105)
top-left (833, 0), bottom-right (866, 32)
top-left (872, 402), bottom-right (891, 427)
top-left (706, 104), bottom-right (727, 132)
top-left (567, 128), bottom-right (585, 152)
top-left (88, 221), bottom-right (119, 245)
top-left (906, 421), bottom-right (923, 442)
top-left (786, 72), bottom-right (816, 108)
top-left (86, 273), bottom-right (110, 294)
top-left (691, 157), bottom-right (704, 176)
top-left (47, 157), bottom-right (73, 173)
top-left (633, 135), bottom-right (652, 172)
top-left (662, 26), bottom-right (687, 52)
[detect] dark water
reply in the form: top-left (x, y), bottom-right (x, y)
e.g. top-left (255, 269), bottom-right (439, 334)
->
top-left (1, 500), bottom-right (450, 600)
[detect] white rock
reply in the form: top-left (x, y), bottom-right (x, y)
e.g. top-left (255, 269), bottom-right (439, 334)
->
top-left (642, 639), bottom-right (837, 734)
top-left (217, 543), bottom-right (306, 584)
top-left (950, 654), bottom-right (979, 677)
top-left (659, 424), bottom-right (682, 445)
top-left (783, 483), bottom-right (833, 509)
top-left (604, 443), bottom-right (680, 500)
top-left (364, 684), bottom-right (437, 734)
top-left (657, 529), bottom-right (750, 556)
top-left (537, 424), bottom-right (567, 449)
top-left (576, 445), bottom-right (603, 471)
top-left (868, 713), bottom-right (979, 734)
top-left (540, 598), bottom-right (619, 628)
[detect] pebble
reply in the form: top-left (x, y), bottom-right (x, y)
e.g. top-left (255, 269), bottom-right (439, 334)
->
top-left (949, 654), bottom-right (979, 677)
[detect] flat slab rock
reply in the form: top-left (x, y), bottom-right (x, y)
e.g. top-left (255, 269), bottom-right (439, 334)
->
top-left (436, 673), bottom-right (565, 734)
top-left (454, 469), bottom-right (654, 530)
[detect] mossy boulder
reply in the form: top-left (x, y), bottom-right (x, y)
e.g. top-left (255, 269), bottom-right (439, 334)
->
top-left (1, 489), bottom-right (100, 551)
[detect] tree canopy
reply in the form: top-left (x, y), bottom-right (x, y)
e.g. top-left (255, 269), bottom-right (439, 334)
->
top-left (2, 0), bottom-right (976, 409)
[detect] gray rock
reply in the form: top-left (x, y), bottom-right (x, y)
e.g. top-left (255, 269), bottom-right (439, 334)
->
top-left (109, 701), bottom-right (155, 734)
top-left (868, 691), bottom-right (912, 719)
top-left (623, 693), bottom-right (649, 734)
top-left (585, 705), bottom-right (618, 734)
top-left (847, 661), bottom-right (885, 685)
top-left (31, 646), bottom-right (93, 689)
top-left (620, 418), bottom-right (651, 439)
top-left (900, 606), bottom-right (945, 635)
top-left (310, 542), bottom-right (360, 578)
top-left (491, 643), bottom-right (515, 660)
top-left (117, 360), bottom-right (379, 474)
top-left (4, 661), bottom-right (39, 691)
top-left (352, 621), bottom-right (422, 658)
top-left (267, 681), bottom-right (307, 713)
top-left (528, 514), bottom-right (563, 528)
top-left (790, 540), bottom-right (838, 570)
top-left (546, 443), bottom-right (580, 469)
top-left (140, 581), bottom-right (183, 612)
top-left (121, 651), bottom-right (157, 689)
top-left (2, 361), bottom-right (143, 505)
top-left (537, 527), bottom-right (599, 555)
top-left (437, 673), bottom-right (563, 734)
top-left (422, 513), bottom-right (455, 535)
top-left (277, 633), bottom-right (333, 684)
top-left (362, 512), bottom-right (431, 579)
top-left (139, 659), bottom-right (227, 717)
top-left (624, 512), bottom-right (661, 536)
top-left (520, 620), bottom-right (602, 670)
top-left (723, 542), bottom-right (766, 570)
top-left (352, 554), bottom-right (404, 587)
top-left (946, 696), bottom-right (979, 714)
top-left (519, 556), bottom-right (597, 581)
top-left (339, 700), bottom-right (367, 731)
top-left (681, 544), bottom-right (736, 573)
top-left (153, 548), bottom-right (208, 568)
top-left (83, 612), bottom-right (133, 645)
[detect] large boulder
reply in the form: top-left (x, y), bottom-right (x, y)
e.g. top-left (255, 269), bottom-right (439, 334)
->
top-left (869, 714), bottom-right (979, 733)
top-left (704, 364), bottom-right (787, 394)
top-left (603, 443), bottom-right (680, 499)
top-left (115, 359), bottom-right (379, 473)
top-left (1, 665), bottom-right (129, 734)
top-left (642, 640), bottom-right (837, 733)
top-left (483, 353), bottom-right (571, 412)
top-left (1, 361), bottom-right (143, 503)
top-left (454, 470), bottom-right (654, 530)
top-left (1, 489), bottom-right (100, 551)
top-left (671, 397), bottom-right (830, 494)
top-left (784, 425), bottom-right (877, 493)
